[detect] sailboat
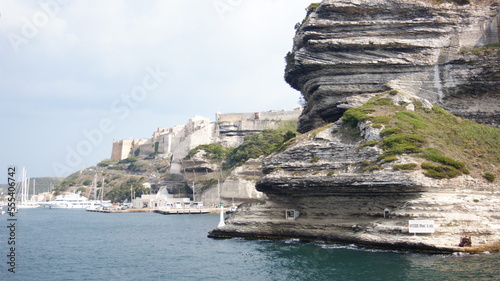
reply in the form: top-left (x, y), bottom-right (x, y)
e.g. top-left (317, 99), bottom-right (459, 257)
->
top-left (226, 198), bottom-right (238, 214)
top-left (16, 167), bottom-right (40, 209)
top-left (86, 175), bottom-right (112, 211)
top-left (217, 179), bottom-right (225, 227)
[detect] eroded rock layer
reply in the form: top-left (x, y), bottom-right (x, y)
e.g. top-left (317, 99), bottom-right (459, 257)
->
top-left (285, 0), bottom-right (499, 132)
top-left (209, 92), bottom-right (500, 253)
top-left (208, 0), bottom-right (500, 253)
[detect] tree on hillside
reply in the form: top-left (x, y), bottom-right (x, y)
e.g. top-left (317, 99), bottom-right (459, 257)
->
top-left (106, 178), bottom-right (148, 203)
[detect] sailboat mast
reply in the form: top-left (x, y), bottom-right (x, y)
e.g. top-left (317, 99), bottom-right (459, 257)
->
top-left (217, 179), bottom-right (221, 205)
top-left (192, 169), bottom-right (196, 203)
top-left (93, 173), bottom-right (97, 200)
top-left (101, 178), bottom-right (105, 201)
top-left (23, 169), bottom-right (28, 204)
top-left (32, 178), bottom-right (36, 202)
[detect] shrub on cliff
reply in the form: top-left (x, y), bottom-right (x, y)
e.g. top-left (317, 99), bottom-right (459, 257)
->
top-left (53, 172), bottom-right (80, 195)
top-left (106, 177), bottom-right (148, 203)
top-left (185, 143), bottom-right (232, 161)
top-left (82, 179), bottom-right (93, 186)
top-left (306, 3), bottom-right (320, 14)
top-left (118, 156), bottom-right (138, 164)
top-left (421, 162), bottom-right (462, 179)
top-left (97, 159), bottom-right (116, 167)
top-left (483, 173), bottom-right (496, 182)
top-left (224, 129), bottom-right (297, 170)
top-left (59, 172), bottom-right (79, 188)
top-left (127, 161), bottom-right (148, 172)
top-left (393, 163), bottom-right (418, 171)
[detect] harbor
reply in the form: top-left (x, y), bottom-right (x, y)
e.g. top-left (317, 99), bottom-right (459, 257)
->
top-left (4, 207), bottom-right (498, 281)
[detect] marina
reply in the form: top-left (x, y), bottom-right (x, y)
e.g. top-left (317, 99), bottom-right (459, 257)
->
top-left (2, 208), bottom-right (498, 280)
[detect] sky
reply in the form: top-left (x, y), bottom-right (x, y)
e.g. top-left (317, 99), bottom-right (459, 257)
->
top-left (0, 0), bottom-right (313, 180)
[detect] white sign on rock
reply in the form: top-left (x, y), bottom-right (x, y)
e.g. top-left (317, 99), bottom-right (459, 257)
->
top-left (409, 220), bottom-right (435, 234)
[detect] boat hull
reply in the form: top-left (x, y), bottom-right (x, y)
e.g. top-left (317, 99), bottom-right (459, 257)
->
top-left (16, 204), bottom-right (40, 209)
top-left (40, 203), bottom-right (94, 209)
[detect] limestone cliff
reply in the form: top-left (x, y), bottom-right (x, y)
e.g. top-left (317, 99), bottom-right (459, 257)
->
top-left (285, 0), bottom-right (499, 132)
top-left (209, 92), bottom-right (500, 253)
top-left (209, 0), bottom-right (500, 253)
top-left (181, 152), bottom-right (267, 206)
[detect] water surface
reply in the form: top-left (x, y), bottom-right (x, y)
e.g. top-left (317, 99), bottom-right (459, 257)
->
top-left (1, 208), bottom-right (498, 280)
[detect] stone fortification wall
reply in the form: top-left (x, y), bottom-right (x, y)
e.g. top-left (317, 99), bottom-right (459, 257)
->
top-left (153, 125), bottom-right (184, 154)
top-left (111, 139), bottom-right (148, 160)
top-left (169, 123), bottom-right (217, 162)
top-left (216, 109), bottom-right (301, 123)
top-left (135, 139), bottom-right (155, 157)
top-left (216, 109), bottom-right (302, 137)
top-left (111, 109), bottom-right (302, 161)
top-left (111, 140), bottom-right (132, 160)
top-left (110, 116), bottom-right (216, 161)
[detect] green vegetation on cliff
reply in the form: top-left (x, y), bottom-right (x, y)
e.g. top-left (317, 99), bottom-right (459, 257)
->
top-left (106, 177), bottom-right (149, 203)
top-left (342, 93), bottom-right (499, 180)
top-left (185, 143), bottom-right (232, 160)
top-left (187, 121), bottom-right (298, 171)
top-left (461, 43), bottom-right (500, 55)
top-left (223, 129), bottom-right (297, 170)
top-left (306, 3), bottom-right (320, 13)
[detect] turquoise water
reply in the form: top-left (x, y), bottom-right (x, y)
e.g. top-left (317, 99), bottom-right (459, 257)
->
top-left (1, 208), bottom-right (498, 280)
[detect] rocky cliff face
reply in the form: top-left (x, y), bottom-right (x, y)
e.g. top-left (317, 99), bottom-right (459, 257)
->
top-left (209, 92), bottom-right (500, 253)
top-left (285, 0), bottom-right (499, 132)
top-left (183, 152), bottom-right (267, 206)
top-left (209, 0), bottom-right (500, 253)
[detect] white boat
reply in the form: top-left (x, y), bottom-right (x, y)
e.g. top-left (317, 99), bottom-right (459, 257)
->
top-left (16, 168), bottom-right (40, 209)
top-left (85, 175), bottom-right (113, 211)
top-left (226, 205), bottom-right (238, 214)
top-left (40, 191), bottom-right (95, 209)
top-left (86, 200), bottom-right (113, 211)
top-left (225, 198), bottom-right (238, 214)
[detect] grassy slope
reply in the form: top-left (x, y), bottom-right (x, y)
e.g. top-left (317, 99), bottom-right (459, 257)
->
top-left (342, 92), bottom-right (499, 180)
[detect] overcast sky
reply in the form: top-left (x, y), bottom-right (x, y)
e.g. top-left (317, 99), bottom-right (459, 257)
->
top-left (0, 0), bottom-right (312, 180)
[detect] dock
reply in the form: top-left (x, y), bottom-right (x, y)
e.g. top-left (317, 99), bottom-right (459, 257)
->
top-left (86, 208), bottom-right (153, 213)
top-left (154, 209), bottom-right (211, 215)
top-left (86, 208), bottom-right (219, 214)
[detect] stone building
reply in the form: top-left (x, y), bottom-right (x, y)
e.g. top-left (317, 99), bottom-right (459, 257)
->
top-left (110, 108), bottom-right (302, 161)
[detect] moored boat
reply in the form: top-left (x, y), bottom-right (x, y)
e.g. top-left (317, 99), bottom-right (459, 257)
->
top-left (16, 167), bottom-right (40, 209)
top-left (40, 191), bottom-right (95, 209)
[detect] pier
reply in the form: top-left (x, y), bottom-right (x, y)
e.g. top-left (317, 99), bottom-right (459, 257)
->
top-left (86, 208), bottom-right (153, 213)
top-left (86, 208), bottom-right (218, 214)
top-left (154, 209), bottom-right (211, 215)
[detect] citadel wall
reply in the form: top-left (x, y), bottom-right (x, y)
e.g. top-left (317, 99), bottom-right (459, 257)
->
top-left (110, 109), bottom-right (302, 161)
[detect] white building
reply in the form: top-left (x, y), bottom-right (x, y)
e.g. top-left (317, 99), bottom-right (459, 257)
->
top-left (132, 187), bottom-right (191, 210)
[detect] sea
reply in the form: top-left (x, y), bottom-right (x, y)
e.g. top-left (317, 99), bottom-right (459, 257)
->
top-left (1, 208), bottom-right (498, 281)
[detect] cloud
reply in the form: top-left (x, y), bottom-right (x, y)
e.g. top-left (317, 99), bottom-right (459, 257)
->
top-left (0, 0), bottom-right (311, 178)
